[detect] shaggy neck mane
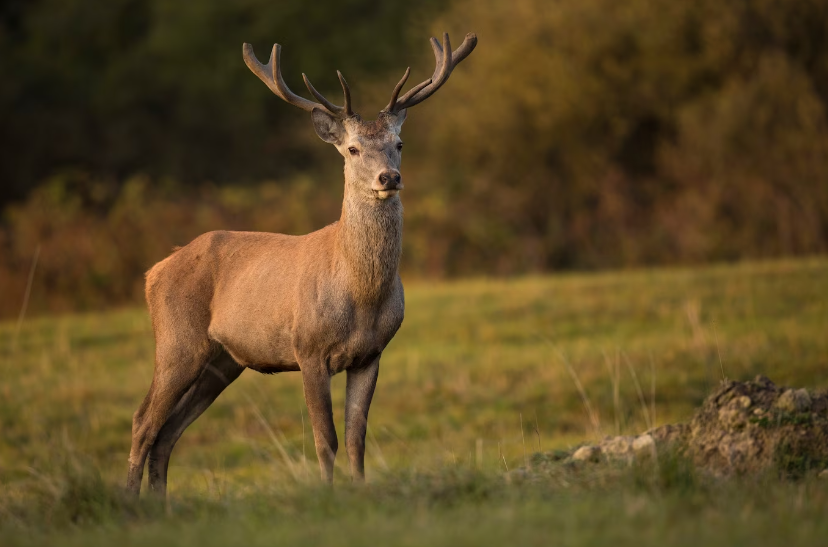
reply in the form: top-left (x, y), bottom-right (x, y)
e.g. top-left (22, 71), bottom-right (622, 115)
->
top-left (336, 180), bottom-right (403, 303)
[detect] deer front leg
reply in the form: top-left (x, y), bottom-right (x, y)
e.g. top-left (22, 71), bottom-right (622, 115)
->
top-left (301, 364), bottom-right (338, 483)
top-left (345, 356), bottom-right (380, 482)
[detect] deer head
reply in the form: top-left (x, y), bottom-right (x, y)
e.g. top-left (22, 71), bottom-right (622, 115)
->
top-left (243, 33), bottom-right (477, 202)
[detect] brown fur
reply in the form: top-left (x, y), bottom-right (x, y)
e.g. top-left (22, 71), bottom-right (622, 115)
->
top-left (127, 114), bottom-right (407, 497)
top-left (127, 35), bottom-right (475, 498)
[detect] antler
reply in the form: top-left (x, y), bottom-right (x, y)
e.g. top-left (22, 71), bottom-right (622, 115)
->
top-left (243, 43), bottom-right (354, 118)
top-left (383, 32), bottom-right (478, 114)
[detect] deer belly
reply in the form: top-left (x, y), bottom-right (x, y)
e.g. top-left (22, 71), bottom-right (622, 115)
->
top-left (209, 326), bottom-right (298, 371)
top-left (224, 342), bottom-right (299, 372)
top-left (246, 362), bottom-right (301, 374)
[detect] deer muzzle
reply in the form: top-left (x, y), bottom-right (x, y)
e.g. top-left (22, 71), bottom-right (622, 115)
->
top-left (373, 170), bottom-right (403, 199)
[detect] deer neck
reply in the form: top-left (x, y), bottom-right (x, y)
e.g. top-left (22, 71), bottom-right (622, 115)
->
top-left (336, 176), bottom-right (403, 303)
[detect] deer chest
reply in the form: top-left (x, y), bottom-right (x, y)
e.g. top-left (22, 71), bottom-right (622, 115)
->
top-left (293, 283), bottom-right (404, 374)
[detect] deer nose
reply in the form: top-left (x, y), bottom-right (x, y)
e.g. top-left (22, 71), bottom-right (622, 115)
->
top-left (376, 170), bottom-right (402, 190)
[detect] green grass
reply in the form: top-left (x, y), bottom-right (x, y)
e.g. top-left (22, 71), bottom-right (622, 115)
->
top-left (1, 257), bottom-right (828, 545)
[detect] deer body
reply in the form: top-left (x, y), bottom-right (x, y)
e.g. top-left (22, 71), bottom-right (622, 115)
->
top-left (127, 33), bottom-right (476, 498)
top-left (153, 187), bottom-right (404, 376)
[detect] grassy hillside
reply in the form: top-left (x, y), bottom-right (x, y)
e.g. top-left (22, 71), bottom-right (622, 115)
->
top-left (1, 258), bottom-right (827, 545)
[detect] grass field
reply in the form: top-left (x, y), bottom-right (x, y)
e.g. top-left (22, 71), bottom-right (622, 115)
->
top-left (1, 257), bottom-right (827, 545)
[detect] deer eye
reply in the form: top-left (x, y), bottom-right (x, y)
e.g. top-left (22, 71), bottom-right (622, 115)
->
top-left (396, 142), bottom-right (404, 151)
top-left (348, 147), bottom-right (359, 156)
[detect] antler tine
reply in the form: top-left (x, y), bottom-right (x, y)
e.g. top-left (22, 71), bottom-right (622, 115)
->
top-left (243, 43), bottom-right (353, 118)
top-left (428, 34), bottom-right (450, 85)
top-left (391, 35), bottom-right (451, 109)
top-left (243, 43), bottom-right (318, 112)
top-left (303, 73), bottom-right (343, 114)
top-left (302, 71), bottom-right (354, 117)
top-left (242, 43), bottom-right (277, 96)
top-left (384, 67), bottom-right (411, 112)
top-left (400, 78), bottom-right (434, 106)
top-left (337, 71), bottom-right (354, 117)
top-left (383, 32), bottom-right (478, 113)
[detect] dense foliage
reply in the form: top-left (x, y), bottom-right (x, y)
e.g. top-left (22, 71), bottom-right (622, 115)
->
top-left (2, 0), bottom-right (828, 315)
top-left (0, 0), bottom-right (443, 204)
top-left (410, 0), bottom-right (828, 272)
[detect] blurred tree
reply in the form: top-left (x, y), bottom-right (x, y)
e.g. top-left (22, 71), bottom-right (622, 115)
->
top-left (3, 0), bottom-right (828, 315)
top-left (0, 0), bottom-right (445, 205)
top-left (400, 0), bottom-right (828, 274)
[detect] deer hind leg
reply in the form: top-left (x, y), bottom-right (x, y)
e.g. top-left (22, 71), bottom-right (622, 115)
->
top-left (147, 351), bottom-right (243, 497)
top-left (126, 342), bottom-right (213, 498)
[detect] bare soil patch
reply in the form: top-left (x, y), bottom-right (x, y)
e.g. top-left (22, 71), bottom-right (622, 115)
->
top-left (558, 376), bottom-right (828, 477)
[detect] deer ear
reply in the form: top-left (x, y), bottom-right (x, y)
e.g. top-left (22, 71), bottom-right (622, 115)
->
top-left (391, 109), bottom-right (407, 131)
top-left (311, 108), bottom-right (346, 144)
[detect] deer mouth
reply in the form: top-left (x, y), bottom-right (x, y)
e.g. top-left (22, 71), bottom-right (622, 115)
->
top-left (373, 186), bottom-right (402, 200)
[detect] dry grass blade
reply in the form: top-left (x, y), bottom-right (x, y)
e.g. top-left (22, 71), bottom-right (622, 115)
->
top-left (712, 320), bottom-right (727, 381)
top-left (621, 351), bottom-right (653, 431)
top-left (498, 441), bottom-right (509, 472)
top-left (558, 350), bottom-right (603, 439)
top-left (11, 245), bottom-right (40, 354)
top-left (533, 411), bottom-right (542, 452)
top-left (300, 406), bottom-right (309, 478)
top-left (243, 393), bottom-right (303, 482)
top-left (602, 350), bottom-right (623, 435)
top-left (535, 333), bottom-right (603, 439)
top-left (367, 425), bottom-right (389, 472)
top-left (520, 414), bottom-right (528, 467)
top-left (649, 352), bottom-right (657, 428)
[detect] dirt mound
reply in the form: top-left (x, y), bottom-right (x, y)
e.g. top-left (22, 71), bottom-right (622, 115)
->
top-left (568, 376), bottom-right (828, 477)
top-left (681, 375), bottom-right (828, 476)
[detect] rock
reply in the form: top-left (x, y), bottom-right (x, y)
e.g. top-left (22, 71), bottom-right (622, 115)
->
top-left (531, 378), bottom-right (828, 478)
top-left (718, 406), bottom-right (747, 428)
top-left (572, 445), bottom-right (600, 462)
top-left (632, 434), bottom-right (655, 453)
top-left (715, 394), bottom-right (754, 428)
top-left (569, 434), bottom-right (657, 464)
top-left (646, 423), bottom-right (689, 446)
top-left (600, 436), bottom-right (635, 457)
top-left (776, 388), bottom-right (812, 413)
top-left (689, 379), bottom-right (828, 476)
top-left (754, 375), bottom-right (775, 388)
top-left (716, 432), bottom-right (758, 468)
top-left (735, 396), bottom-right (752, 409)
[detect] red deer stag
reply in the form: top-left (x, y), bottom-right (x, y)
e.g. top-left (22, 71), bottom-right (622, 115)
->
top-left (127, 32), bottom-right (477, 497)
